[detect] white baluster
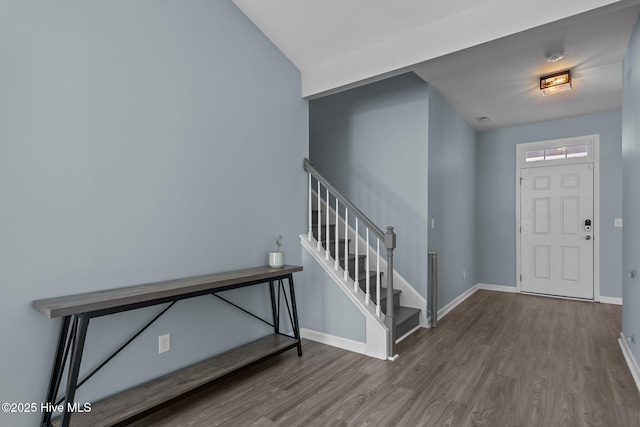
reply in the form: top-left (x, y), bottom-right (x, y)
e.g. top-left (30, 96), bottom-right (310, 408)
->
top-left (376, 238), bottom-right (381, 317)
top-left (334, 198), bottom-right (339, 270)
top-left (308, 173), bottom-right (312, 240)
top-left (344, 207), bottom-right (349, 281)
top-left (325, 189), bottom-right (330, 260)
top-left (366, 228), bottom-right (370, 305)
top-left (355, 218), bottom-right (359, 292)
top-left (317, 181), bottom-right (321, 250)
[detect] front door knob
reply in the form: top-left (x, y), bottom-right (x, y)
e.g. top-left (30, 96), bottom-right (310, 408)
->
top-left (586, 235), bottom-right (592, 240)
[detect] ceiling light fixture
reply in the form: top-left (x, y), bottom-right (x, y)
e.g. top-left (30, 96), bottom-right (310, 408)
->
top-left (476, 116), bottom-right (490, 123)
top-left (546, 51), bottom-right (564, 62)
top-left (540, 70), bottom-right (572, 96)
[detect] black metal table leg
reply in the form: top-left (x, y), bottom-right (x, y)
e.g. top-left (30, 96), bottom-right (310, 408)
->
top-left (268, 280), bottom-right (279, 334)
top-left (33, 267), bottom-right (303, 427)
top-left (60, 313), bottom-right (90, 427)
top-left (41, 316), bottom-right (71, 427)
top-left (286, 274), bottom-right (303, 357)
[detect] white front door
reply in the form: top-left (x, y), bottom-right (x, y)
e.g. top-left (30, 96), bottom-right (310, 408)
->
top-left (520, 163), bottom-right (594, 299)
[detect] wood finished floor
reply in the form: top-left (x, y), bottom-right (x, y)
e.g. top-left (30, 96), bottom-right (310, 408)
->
top-left (128, 290), bottom-right (640, 426)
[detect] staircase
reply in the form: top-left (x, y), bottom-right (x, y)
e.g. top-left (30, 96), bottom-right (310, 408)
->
top-left (302, 158), bottom-right (425, 359)
top-left (311, 209), bottom-right (421, 340)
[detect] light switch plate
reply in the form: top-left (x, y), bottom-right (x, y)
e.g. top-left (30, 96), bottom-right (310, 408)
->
top-left (615, 218), bottom-right (623, 228)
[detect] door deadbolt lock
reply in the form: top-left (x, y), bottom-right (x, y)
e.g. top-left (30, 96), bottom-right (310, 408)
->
top-left (585, 235), bottom-right (592, 240)
top-left (584, 219), bottom-right (592, 232)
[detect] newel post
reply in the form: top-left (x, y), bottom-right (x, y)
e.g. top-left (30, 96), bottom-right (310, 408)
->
top-left (385, 226), bottom-right (397, 358)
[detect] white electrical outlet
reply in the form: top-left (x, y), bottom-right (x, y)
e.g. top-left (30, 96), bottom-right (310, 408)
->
top-left (627, 334), bottom-right (636, 345)
top-left (615, 218), bottom-right (623, 228)
top-left (159, 334), bottom-right (170, 354)
top-left (463, 270), bottom-right (466, 280)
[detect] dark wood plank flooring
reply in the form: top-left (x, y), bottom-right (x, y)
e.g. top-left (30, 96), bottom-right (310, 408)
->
top-left (128, 290), bottom-right (640, 426)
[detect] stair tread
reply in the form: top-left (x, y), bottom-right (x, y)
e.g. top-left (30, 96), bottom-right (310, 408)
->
top-left (394, 306), bottom-right (421, 324)
top-left (320, 237), bottom-right (348, 242)
top-left (318, 239), bottom-right (349, 248)
top-left (355, 270), bottom-right (382, 278)
top-left (363, 285), bottom-right (401, 312)
top-left (363, 287), bottom-right (401, 297)
top-left (340, 253), bottom-right (366, 261)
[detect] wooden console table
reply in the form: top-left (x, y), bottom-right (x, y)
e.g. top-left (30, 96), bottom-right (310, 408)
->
top-left (33, 265), bottom-right (303, 427)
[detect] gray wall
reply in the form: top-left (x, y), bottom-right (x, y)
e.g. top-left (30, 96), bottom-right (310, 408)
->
top-left (0, 1), bottom-right (307, 425)
top-left (309, 74), bottom-right (430, 296)
top-left (427, 87), bottom-right (478, 308)
top-left (477, 111), bottom-right (623, 298)
top-left (622, 15), bottom-right (640, 361)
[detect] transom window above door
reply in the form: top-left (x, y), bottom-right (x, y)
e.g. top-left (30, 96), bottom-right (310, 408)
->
top-left (525, 144), bottom-right (589, 163)
top-left (517, 135), bottom-right (597, 169)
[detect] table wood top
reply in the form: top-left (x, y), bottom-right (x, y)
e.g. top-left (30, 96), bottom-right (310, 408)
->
top-left (33, 265), bottom-right (302, 318)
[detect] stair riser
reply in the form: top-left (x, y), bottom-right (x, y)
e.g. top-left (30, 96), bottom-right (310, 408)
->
top-left (341, 257), bottom-right (368, 275)
top-left (371, 291), bottom-right (400, 311)
top-left (355, 271), bottom-right (382, 285)
top-left (322, 241), bottom-right (350, 258)
top-left (312, 225), bottom-right (337, 241)
top-left (311, 211), bottom-right (329, 225)
top-left (356, 276), bottom-right (401, 310)
top-left (395, 312), bottom-right (421, 339)
top-left (313, 231), bottom-right (338, 243)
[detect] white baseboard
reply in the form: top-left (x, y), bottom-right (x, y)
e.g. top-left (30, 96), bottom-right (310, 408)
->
top-left (300, 328), bottom-right (369, 356)
top-left (437, 284), bottom-right (479, 321)
top-left (600, 296), bottom-right (623, 305)
top-left (433, 283), bottom-right (515, 323)
top-left (477, 283), bottom-right (517, 293)
top-left (477, 284), bottom-right (620, 306)
top-left (619, 332), bottom-right (640, 394)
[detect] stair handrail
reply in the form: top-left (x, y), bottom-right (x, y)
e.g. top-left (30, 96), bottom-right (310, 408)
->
top-left (303, 158), bottom-right (397, 358)
top-left (303, 159), bottom-right (385, 240)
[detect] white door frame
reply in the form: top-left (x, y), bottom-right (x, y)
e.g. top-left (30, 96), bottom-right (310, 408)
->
top-left (516, 134), bottom-right (600, 301)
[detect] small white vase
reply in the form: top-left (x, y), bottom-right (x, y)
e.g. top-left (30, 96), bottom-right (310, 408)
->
top-left (269, 252), bottom-right (285, 269)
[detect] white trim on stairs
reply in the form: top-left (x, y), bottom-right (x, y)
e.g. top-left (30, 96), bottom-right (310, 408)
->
top-left (300, 328), bottom-right (368, 356)
top-left (300, 235), bottom-right (389, 360)
top-left (619, 332), bottom-right (640, 394)
top-left (396, 324), bottom-right (421, 343)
